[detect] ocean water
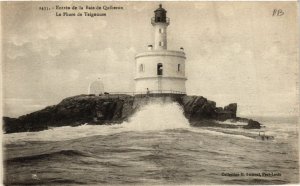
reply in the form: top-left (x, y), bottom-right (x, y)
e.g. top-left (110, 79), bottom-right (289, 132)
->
top-left (3, 102), bottom-right (299, 185)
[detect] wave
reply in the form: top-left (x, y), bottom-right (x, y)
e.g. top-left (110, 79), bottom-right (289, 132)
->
top-left (224, 178), bottom-right (289, 185)
top-left (4, 124), bottom-right (124, 143)
top-left (6, 178), bottom-right (87, 185)
top-left (5, 150), bottom-right (89, 164)
top-left (123, 101), bottom-right (190, 131)
top-left (188, 127), bottom-right (255, 140)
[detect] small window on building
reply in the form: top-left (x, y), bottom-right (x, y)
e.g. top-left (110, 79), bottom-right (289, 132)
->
top-left (159, 41), bottom-right (164, 46)
top-left (159, 28), bottom-right (164, 33)
top-left (178, 64), bottom-right (181, 72)
top-left (139, 64), bottom-right (144, 72)
top-left (157, 63), bottom-right (163, 75)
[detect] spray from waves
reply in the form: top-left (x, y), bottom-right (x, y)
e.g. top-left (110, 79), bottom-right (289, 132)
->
top-left (123, 100), bottom-right (190, 131)
top-left (4, 100), bottom-right (190, 143)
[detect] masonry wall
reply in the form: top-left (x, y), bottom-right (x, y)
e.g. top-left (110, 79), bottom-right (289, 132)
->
top-left (135, 51), bottom-right (187, 93)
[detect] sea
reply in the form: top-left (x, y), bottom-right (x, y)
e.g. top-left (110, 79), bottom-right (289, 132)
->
top-left (3, 102), bottom-right (299, 185)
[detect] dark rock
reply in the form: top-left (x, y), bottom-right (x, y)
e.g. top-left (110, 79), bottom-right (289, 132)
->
top-left (244, 119), bottom-right (261, 129)
top-left (3, 94), bottom-right (135, 133)
top-left (179, 96), bottom-right (217, 120)
top-left (235, 117), bottom-right (250, 123)
top-left (2, 94), bottom-right (261, 133)
top-left (224, 103), bottom-right (237, 114)
top-left (178, 95), bottom-right (236, 121)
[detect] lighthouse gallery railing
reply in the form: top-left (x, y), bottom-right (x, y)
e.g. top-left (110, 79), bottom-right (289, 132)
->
top-left (90, 90), bottom-right (186, 98)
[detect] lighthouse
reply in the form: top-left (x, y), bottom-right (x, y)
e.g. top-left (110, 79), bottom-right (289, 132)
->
top-left (134, 4), bottom-right (187, 94)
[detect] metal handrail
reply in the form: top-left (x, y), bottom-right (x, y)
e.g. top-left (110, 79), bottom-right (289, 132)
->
top-left (97, 90), bottom-right (186, 97)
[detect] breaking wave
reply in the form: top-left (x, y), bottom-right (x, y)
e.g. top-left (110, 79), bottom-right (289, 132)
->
top-left (123, 101), bottom-right (190, 131)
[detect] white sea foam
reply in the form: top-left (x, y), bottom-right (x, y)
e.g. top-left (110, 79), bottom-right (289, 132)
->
top-left (188, 127), bottom-right (254, 140)
top-left (217, 120), bottom-right (247, 126)
top-left (3, 124), bottom-right (124, 143)
top-left (123, 101), bottom-right (190, 131)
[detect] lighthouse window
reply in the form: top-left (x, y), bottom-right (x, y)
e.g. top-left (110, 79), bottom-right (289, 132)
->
top-left (139, 64), bottom-right (144, 72)
top-left (159, 41), bottom-right (164, 46)
top-left (178, 64), bottom-right (181, 72)
top-left (157, 63), bottom-right (163, 75)
top-left (159, 28), bottom-right (164, 33)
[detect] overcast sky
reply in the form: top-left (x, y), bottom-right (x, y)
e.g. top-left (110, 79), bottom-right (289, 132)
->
top-left (2, 2), bottom-right (299, 117)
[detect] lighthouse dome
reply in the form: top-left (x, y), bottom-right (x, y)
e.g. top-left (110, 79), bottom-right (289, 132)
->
top-left (154, 4), bottom-right (167, 23)
top-left (88, 78), bottom-right (104, 95)
top-left (154, 4), bottom-right (166, 12)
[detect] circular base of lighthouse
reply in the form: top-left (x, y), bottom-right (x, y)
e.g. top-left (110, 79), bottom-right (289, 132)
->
top-left (135, 77), bottom-right (186, 94)
top-left (134, 50), bottom-right (187, 94)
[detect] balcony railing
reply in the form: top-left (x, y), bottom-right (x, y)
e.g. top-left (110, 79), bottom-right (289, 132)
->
top-left (151, 17), bottom-right (170, 25)
top-left (88, 90), bottom-right (186, 98)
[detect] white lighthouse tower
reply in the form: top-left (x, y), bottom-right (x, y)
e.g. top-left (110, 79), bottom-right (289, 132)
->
top-left (134, 4), bottom-right (187, 94)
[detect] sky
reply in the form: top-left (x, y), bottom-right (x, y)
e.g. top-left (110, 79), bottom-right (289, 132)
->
top-left (2, 1), bottom-right (299, 117)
